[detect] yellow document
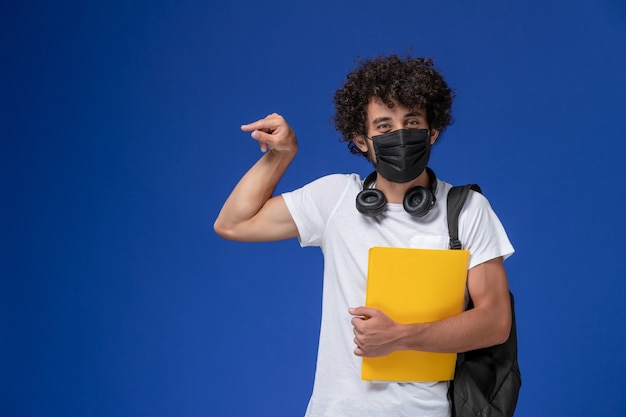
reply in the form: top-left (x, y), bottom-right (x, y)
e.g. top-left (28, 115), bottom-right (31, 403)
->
top-left (362, 246), bottom-right (470, 382)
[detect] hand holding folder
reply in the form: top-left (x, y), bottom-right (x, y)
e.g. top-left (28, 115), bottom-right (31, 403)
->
top-left (362, 246), bottom-right (470, 382)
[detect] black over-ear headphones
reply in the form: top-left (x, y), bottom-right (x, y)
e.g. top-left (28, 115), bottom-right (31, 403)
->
top-left (355, 167), bottom-right (437, 217)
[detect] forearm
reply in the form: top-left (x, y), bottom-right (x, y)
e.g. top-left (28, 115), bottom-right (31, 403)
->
top-left (397, 305), bottom-right (511, 353)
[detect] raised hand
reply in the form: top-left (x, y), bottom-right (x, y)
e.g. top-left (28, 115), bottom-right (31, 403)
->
top-left (241, 113), bottom-right (298, 154)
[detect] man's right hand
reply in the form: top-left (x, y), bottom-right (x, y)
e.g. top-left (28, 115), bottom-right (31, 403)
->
top-left (241, 113), bottom-right (298, 154)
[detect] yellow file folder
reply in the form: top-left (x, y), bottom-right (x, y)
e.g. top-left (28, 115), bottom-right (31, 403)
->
top-left (362, 246), bottom-right (470, 382)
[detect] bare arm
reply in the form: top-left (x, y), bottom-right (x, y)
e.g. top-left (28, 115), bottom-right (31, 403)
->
top-left (214, 113), bottom-right (299, 242)
top-left (351, 257), bottom-right (511, 356)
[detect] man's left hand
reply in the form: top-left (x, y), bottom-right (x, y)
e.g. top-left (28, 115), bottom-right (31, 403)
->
top-left (349, 307), bottom-right (404, 357)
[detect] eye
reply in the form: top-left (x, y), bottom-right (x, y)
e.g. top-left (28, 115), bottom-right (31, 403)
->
top-left (376, 123), bottom-right (391, 131)
top-left (405, 119), bottom-right (420, 128)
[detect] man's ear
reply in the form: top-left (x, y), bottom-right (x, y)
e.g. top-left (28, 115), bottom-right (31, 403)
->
top-left (429, 129), bottom-right (440, 145)
top-left (352, 135), bottom-right (369, 153)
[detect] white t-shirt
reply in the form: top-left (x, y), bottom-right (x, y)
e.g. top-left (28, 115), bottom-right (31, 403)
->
top-left (282, 173), bottom-right (514, 417)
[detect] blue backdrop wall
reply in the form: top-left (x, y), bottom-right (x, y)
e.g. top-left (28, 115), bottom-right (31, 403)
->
top-left (2, 0), bottom-right (626, 416)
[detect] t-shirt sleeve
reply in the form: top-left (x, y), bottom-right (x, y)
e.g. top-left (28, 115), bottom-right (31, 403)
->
top-left (282, 174), bottom-right (355, 247)
top-left (460, 191), bottom-right (515, 269)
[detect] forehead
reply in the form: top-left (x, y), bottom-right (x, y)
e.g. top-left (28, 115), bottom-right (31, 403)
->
top-left (365, 98), bottom-right (426, 123)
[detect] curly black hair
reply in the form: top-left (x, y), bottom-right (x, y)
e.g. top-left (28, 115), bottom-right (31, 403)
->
top-left (333, 55), bottom-right (455, 157)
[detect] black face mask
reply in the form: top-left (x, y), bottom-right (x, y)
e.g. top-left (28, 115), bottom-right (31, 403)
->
top-left (372, 128), bottom-right (431, 183)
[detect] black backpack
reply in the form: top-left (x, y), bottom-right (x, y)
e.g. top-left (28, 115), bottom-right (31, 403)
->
top-left (446, 184), bottom-right (522, 417)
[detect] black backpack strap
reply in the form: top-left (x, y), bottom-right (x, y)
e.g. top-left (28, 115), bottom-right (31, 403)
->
top-left (447, 184), bottom-right (482, 250)
top-left (446, 183), bottom-right (522, 417)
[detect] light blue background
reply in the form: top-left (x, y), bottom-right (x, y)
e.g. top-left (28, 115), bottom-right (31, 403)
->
top-left (2, 0), bottom-right (625, 416)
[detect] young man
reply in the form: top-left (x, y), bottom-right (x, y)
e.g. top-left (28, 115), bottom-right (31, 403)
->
top-left (214, 55), bottom-right (514, 417)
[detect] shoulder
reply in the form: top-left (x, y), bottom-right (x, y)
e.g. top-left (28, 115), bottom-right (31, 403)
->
top-left (282, 173), bottom-right (364, 211)
top-left (308, 173), bottom-right (363, 188)
top-left (286, 173), bottom-right (363, 196)
top-left (464, 187), bottom-right (495, 214)
top-left (437, 179), bottom-right (491, 210)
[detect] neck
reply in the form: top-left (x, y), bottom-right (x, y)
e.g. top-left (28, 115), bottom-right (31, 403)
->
top-left (376, 169), bottom-right (432, 204)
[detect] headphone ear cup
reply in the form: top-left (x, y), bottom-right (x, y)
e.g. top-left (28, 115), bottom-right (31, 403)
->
top-left (356, 189), bottom-right (387, 217)
top-left (403, 186), bottom-right (436, 217)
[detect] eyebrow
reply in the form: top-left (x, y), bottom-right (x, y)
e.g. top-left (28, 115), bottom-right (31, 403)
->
top-left (371, 111), bottom-right (425, 126)
top-left (371, 116), bottom-right (392, 125)
top-left (406, 110), bottom-right (424, 117)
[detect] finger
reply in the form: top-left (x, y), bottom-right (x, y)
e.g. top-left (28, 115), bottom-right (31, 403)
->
top-left (351, 319), bottom-right (365, 332)
top-left (241, 113), bottom-right (282, 132)
top-left (349, 306), bottom-right (378, 318)
top-left (250, 131), bottom-right (279, 154)
top-left (241, 121), bottom-right (268, 132)
top-left (245, 125), bottom-right (279, 146)
top-left (353, 338), bottom-right (364, 356)
top-left (241, 120), bottom-right (265, 132)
